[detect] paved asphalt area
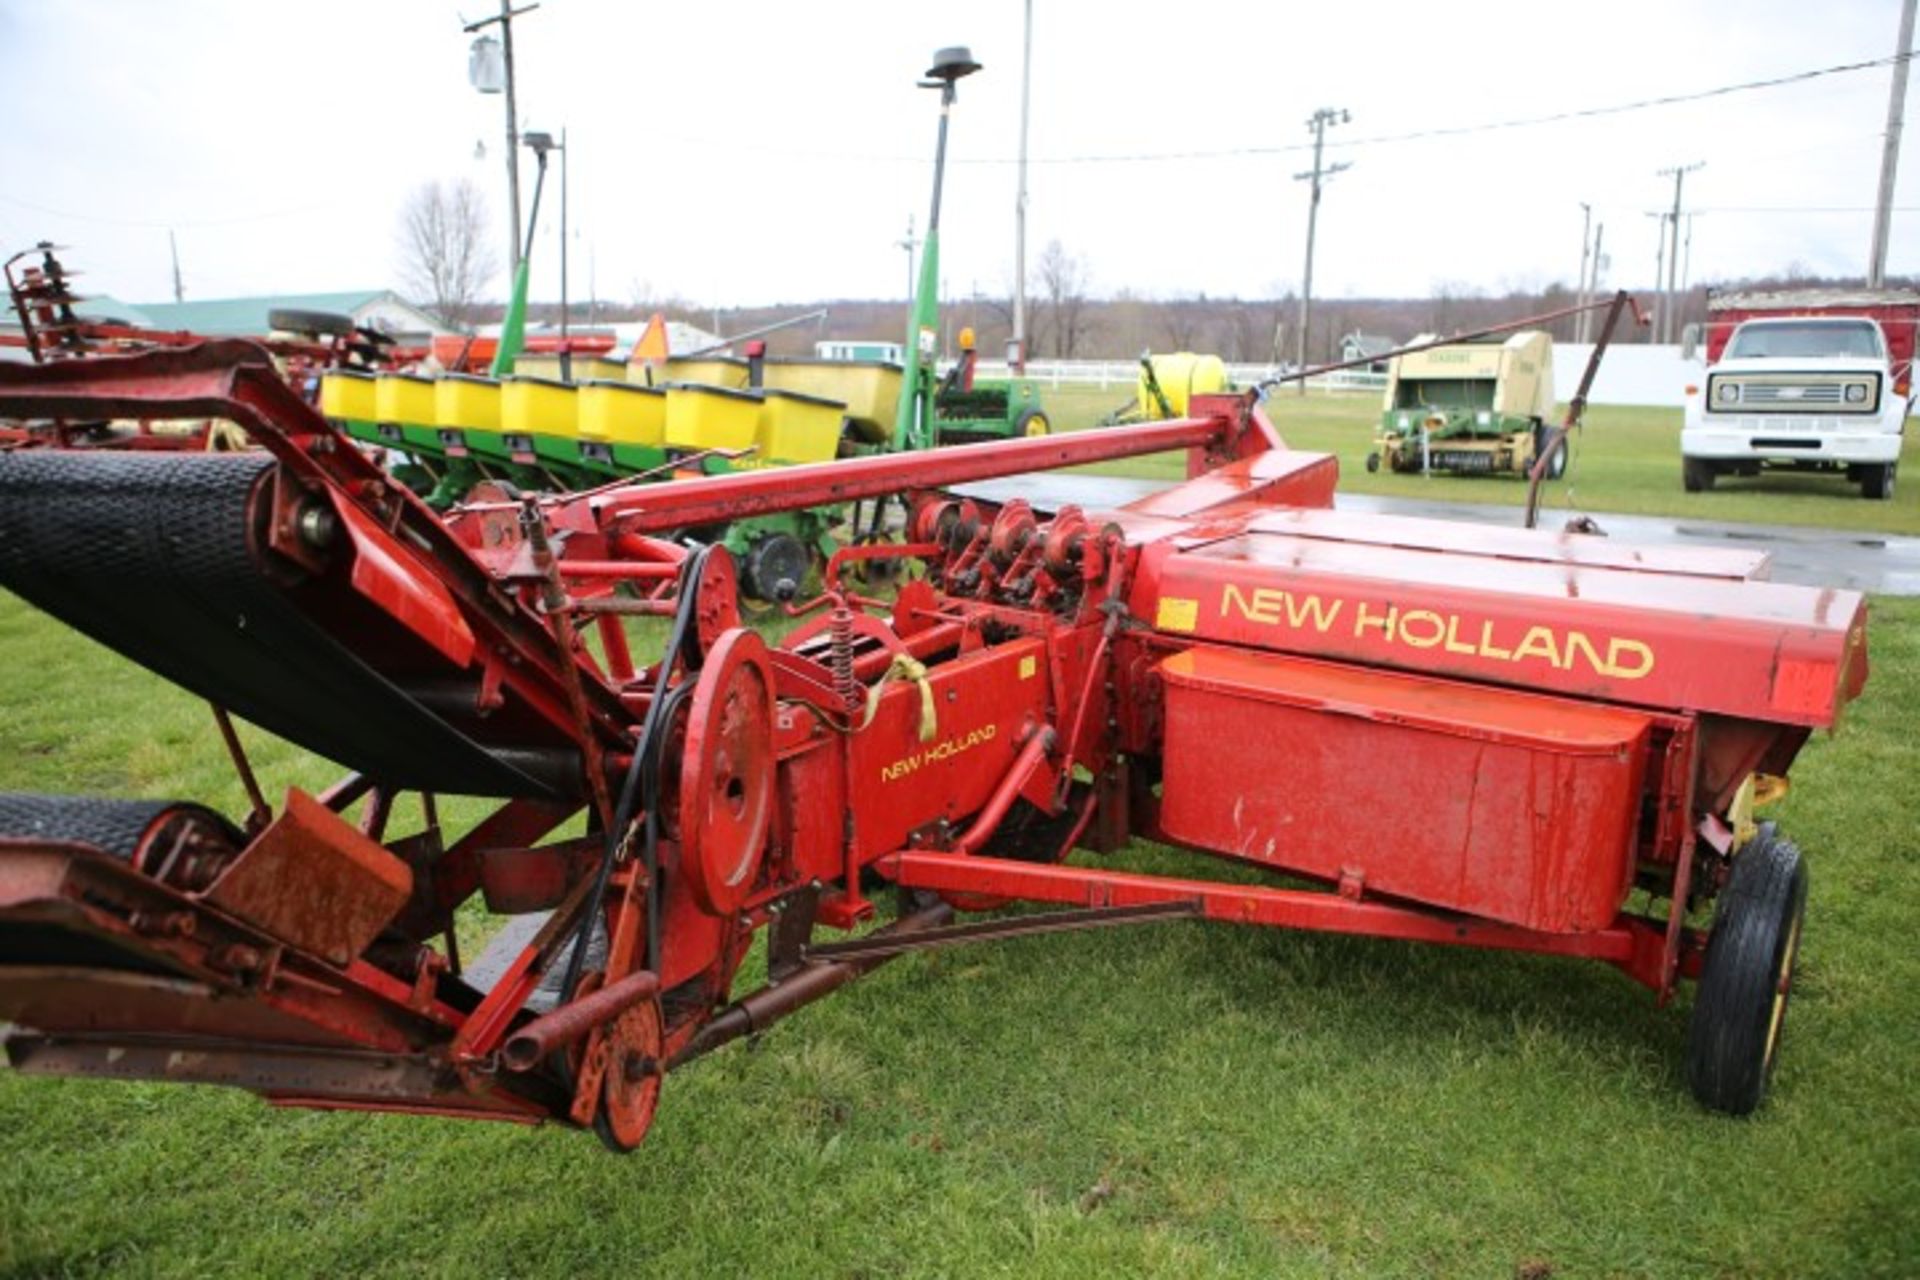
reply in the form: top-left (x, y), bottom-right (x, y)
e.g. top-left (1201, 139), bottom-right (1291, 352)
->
top-left (956, 475), bottom-right (1920, 596)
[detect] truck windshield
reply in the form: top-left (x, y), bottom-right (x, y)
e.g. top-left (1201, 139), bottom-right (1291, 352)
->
top-left (1726, 321), bottom-right (1884, 360)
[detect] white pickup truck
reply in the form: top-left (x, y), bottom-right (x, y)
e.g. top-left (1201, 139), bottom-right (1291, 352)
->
top-left (1681, 290), bottom-right (1917, 501)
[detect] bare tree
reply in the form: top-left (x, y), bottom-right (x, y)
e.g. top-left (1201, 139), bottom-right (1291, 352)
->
top-left (396, 179), bottom-right (498, 331)
top-left (1160, 296), bottom-right (1203, 351)
top-left (1035, 239), bottom-right (1092, 358)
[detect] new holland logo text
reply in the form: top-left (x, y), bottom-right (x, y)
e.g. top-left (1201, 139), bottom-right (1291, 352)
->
top-left (1219, 584), bottom-right (1655, 680)
top-left (880, 723), bottom-right (998, 783)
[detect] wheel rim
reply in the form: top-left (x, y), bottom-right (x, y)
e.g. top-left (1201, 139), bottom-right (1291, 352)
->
top-left (595, 996), bottom-right (664, 1153)
top-left (1763, 908), bottom-right (1803, 1069)
top-left (1023, 414), bottom-right (1050, 437)
top-left (679, 629), bottom-right (775, 917)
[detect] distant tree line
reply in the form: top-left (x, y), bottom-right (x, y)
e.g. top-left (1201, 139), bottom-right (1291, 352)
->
top-left (449, 244), bottom-right (1917, 362)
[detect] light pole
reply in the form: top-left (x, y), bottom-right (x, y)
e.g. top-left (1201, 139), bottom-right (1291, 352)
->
top-left (1294, 107), bottom-right (1350, 394)
top-left (464, 2), bottom-right (540, 275)
top-left (891, 46), bottom-right (982, 451)
top-left (489, 129), bottom-right (557, 377)
top-left (1011, 0), bottom-right (1033, 372)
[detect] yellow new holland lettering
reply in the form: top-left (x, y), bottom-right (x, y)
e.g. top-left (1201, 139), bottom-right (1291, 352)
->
top-left (880, 723), bottom-right (999, 784)
top-left (1213, 578), bottom-right (1658, 681)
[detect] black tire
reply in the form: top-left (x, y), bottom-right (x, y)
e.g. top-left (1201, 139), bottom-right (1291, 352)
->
top-left (1687, 824), bottom-right (1807, 1116)
top-left (1543, 438), bottom-right (1568, 479)
top-left (1015, 408), bottom-right (1051, 438)
top-left (1364, 451), bottom-right (1381, 474)
top-left (1682, 457), bottom-right (1716, 493)
top-left (1860, 463), bottom-right (1896, 501)
top-left (268, 307), bottom-right (355, 339)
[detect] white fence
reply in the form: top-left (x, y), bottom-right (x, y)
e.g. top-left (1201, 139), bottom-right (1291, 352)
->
top-left (977, 346), bottom-right (1707, 407)
top-left (974, 359), bottom-right (1387, 396)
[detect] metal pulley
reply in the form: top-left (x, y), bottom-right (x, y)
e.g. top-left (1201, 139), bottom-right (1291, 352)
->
top-left (677, 629), bottom-right (775, 918)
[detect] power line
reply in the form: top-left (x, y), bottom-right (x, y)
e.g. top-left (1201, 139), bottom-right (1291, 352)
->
top-left (936, 46), bottom-right (1919, 167)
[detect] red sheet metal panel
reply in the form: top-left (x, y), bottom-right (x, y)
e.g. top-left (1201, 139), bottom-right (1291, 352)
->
top-left (1247, 507), bottom-right (1772, 581)
top-left (1119, 449), bottom-right (1337, 520)
top-left (847, 637), bottom-right (1052, 857)
top-left (331, 487), bottom-right (478, 667)
top-left (1157, 647), bottom-right (1651, 933)
top-left (1150, 532), bottom-right (1866, 726)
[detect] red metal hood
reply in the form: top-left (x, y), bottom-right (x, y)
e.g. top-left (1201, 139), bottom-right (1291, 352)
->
top-left (1135, 509), bottom-right (1867, 728)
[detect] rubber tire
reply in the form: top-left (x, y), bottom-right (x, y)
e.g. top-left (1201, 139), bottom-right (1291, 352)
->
top-left (1365, 451), bottom-right (1381, 473)
top-left (1861, 463), bottom-right (1896, 501)
top-left (1016, 409), bottom-right (1051, 437)
top-left (1682, 457), bottom-right (1716, 493)
top-left (268, 307), bottom-right (355, 338)
top-left (1543, 438), bottom-right (1568, 480)
top-left (1687, 824), bottom-right (1807, 1116)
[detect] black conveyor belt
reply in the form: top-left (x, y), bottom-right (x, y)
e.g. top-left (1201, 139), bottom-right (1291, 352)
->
top-left (0, 793), bottom-right (236, 862)
top-left (0, 452), bottom-right (568, 798)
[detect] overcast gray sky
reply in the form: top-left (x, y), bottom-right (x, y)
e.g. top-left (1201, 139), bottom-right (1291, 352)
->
top-left (0, 0), bottom-right (1913, 311)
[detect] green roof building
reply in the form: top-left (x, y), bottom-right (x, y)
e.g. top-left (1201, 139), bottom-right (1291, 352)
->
top-left (130, 290), bottom-right (448, 338)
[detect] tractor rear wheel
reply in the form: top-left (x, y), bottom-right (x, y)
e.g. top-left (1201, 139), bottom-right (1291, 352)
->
top-left (267, 307), bottom-right (356, 339)
top-left (1687, 824), bottom-right (1807, 1116)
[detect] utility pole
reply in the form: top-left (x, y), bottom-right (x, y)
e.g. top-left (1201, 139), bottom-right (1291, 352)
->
top-left (1574, 203), bottom-right (1593, 343)
top-left (463, 1), bottom-right (540, 275)
top-left (1590, 222), bottom-right (1606, 302)
top-left (1680, 213), bottom-right (1695, 295)
top-left (1646, 211), bottom-right (1668, 344)
top-left (558, 126), bottom-right (568, 377)
top-left (1293, 106), bottom-right (1350, 394)
top-left (1869, 0), bottom-right (1917, 287)
top-left (897, 214), bottom-right (920, 311)
top-left (1658, 162), bottom-right (1704, 344)
top-left (1011, 0), bottom-right (1033, 372)
top-left (168, 230), bottom-right (184, 303)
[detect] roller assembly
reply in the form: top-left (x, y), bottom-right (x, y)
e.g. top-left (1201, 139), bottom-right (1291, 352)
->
top-left (0, 341), bottom-right (1869, 1149)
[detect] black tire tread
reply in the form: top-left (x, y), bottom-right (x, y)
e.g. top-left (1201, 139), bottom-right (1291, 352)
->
top-left (267, 307), bottom-right (355, 338)
top-left (1687, 825), bottom-right (1806, 1115)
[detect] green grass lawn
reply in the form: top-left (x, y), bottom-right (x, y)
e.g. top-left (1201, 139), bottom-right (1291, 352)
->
top-left (2, 583), bottom-right (1917, 1276)
top-left (1035, 384), bottom-right (1920, 536)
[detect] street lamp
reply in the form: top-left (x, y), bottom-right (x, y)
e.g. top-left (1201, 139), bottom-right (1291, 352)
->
top-left (488, 128), bottom-right (558, 377)
top-left (522, 129), bottom-right (569, 377)
top-left (890, 45), bottom-right (982, 451)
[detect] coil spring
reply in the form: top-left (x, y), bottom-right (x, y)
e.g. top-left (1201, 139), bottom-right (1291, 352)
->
top-left (829, 592), bottom-right (858, 713)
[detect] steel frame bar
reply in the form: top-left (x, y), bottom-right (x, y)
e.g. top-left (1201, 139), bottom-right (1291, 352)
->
top-left (877, 850), bottom-right (1685, 988)
top-left (564, 413), bottom-right (1235, 536)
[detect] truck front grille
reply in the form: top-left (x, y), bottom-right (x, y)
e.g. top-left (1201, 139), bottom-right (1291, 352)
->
top-left (1743, 383), bottom-right (1843, 405)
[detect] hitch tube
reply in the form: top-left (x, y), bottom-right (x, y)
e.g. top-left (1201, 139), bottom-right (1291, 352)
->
top-left (671, 901), bottom-right (954, 1067)
top-left (501, 967), bottom-right (662, 1071)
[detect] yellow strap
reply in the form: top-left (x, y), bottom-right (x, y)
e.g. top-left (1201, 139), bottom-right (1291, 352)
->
top-left (861, 653), bottom-right (937, 742)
